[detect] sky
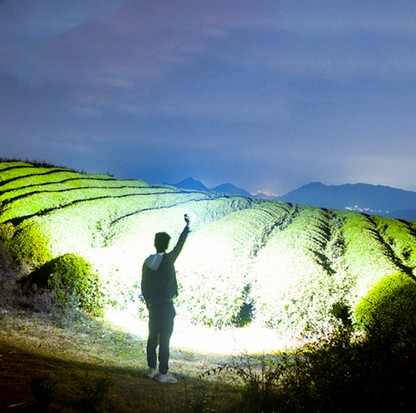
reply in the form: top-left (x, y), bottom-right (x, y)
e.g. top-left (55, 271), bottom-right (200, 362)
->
top-left (1, 0), bottom-right (416, 196)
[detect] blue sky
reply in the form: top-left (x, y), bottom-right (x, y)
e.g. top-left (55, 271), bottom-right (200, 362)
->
top-left (1, 0), bottom-right (416, 195)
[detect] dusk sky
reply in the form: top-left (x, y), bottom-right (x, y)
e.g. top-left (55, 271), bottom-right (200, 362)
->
top-left (1, 1), bottom-right (416, 195)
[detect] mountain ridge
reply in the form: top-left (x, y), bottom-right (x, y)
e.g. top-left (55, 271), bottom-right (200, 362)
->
top-left (171, 178), bottom-right (416, 220)
top-left (172, 177), bottom-right (252, 197)
top-left (278, 182), bottom-right (416, 219)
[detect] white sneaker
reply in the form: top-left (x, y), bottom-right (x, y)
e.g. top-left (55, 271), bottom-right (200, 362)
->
top-left (145, 368), bottom-right (158, 378)
top-left (156, 373), bottom-right (177, 384)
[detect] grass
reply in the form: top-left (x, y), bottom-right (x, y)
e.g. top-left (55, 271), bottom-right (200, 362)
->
top-left (0, 268), bottom-right (245, 413)
top-left (2, 294), bottom-right (416, 412)
top-left (0, 307), bottom-right (242, 412)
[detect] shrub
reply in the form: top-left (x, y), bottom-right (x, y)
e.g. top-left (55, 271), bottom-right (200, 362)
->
top-left (209, 325), bottom-right (360, 413)
top-left (215, 317), bottom-right (416, 413)
top-left (5, 221), bottom-right (52, 267)
top-left (0, 222), bottom-right (15, 242)
top-left (355, 272), bottom-right (416, 344)
top-left (21, 253), bottom-right (104, 317)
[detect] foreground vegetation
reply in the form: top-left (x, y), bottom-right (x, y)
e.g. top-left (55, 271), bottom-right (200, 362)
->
top-left (0, 302), bottom-right (238, 412)
top-left (1, 270), bottom-right (416, 412)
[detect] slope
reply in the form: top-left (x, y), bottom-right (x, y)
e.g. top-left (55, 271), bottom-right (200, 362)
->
top-left (1, 161), bottom-right (416, 335)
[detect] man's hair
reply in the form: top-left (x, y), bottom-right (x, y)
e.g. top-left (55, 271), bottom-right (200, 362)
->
top-left (154, 232), bottom-right (171, 252)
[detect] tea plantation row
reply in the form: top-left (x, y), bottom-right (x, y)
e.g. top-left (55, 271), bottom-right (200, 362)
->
top-left (1, 160), bottom-right (416, 333)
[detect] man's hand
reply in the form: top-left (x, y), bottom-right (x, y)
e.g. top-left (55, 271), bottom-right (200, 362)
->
top-left (184, 214), bottom-right (190, 226)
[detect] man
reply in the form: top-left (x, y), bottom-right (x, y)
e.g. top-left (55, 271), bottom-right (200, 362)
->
top-left (141, 214), bottom-right (190, 383)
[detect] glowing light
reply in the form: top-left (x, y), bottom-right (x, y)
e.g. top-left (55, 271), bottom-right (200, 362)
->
top-left (105, 309), bottom-right (293, 355)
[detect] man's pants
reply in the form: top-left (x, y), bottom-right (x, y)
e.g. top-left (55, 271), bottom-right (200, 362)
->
top-left (147, 302), bottom-right (176, 375)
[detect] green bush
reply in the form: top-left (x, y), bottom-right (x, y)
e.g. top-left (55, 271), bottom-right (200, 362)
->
top-left (22, 253), bottom-right (104, 317)
top-left (0, 222), bottom-right (15, 242)
top-left (5, 221), bottom-right (52, 266)
top-left (355, 272), bottom-right (416, 343)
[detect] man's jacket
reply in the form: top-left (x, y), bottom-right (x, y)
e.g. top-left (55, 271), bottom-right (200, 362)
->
top-left (141, 226), bottom-right (189, 306)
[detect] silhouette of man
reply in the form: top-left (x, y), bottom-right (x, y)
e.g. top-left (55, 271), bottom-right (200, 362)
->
top-left (141, 214), bottom-right (190, 383)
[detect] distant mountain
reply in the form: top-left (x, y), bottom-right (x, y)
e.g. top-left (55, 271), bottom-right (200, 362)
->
top-left (211, 183), bottom-right (252, 197)
top-left (173, 177), bottom-right (209, 191)
top-left (278, 182), bottom-right (416, 217)
top-left (170, 179), bottom-right (416, 220)
top-left (172, 178), bottom-right (252, 197)
top-left (386, 208), bottom-right (416, 221)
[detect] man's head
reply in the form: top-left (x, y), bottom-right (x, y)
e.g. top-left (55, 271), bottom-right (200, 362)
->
top-left (154, 232), bottom-right (171, 252)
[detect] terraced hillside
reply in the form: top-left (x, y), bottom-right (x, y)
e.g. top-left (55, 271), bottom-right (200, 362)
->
top-left (1, 160), bottom-right (416, 334)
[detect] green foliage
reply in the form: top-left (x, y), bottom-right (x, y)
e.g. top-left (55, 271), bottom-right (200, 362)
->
top-left (3, 159), bottom-right (416, 336)
top-left (176, 202), bottom-right (291, 328)
top-left (0, 160), bottom-right (33, 169)
top-left (248, 207), bottom-right (354, 334)
top-left (0, 221), bottom-right (15, 242)
top-left (372, 215), bottom-right (416, 268)
top-left (232, 284), bottom-right (255, 327)
top-left (215, 316), bottom-right (416, 413)
top-left (355, 272), bottom-right (416, 343)
top-left (5, 220), bottom-right (52, 266)
top-left (340, 212), bottom-right (401, 300)
top-left (23, 253), bottom-right (104, 317)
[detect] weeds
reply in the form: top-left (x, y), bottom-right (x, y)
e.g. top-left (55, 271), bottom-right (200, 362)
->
top-left (72, 372), bottom-right (113, 412)
top-left (31, 374), bottom-right (58, 409)
top-left (205, 300), bottom-right (416, 413)
top-left (29, 371), bottom-right (112, 412)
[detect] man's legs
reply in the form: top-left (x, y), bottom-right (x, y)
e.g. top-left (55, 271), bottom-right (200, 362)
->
top-left (147, 309), bottom-right (159, 370)
top-left (158, 303), bottom-right (175, 374)
top-left (147, 303), bottom-right (175, 374)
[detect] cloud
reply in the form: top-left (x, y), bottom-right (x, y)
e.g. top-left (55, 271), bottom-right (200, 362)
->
top-left (0, 0), bottom-right (121, 41)
top-left (1, 0), bottom-right (416, 196)
top-left (0, 0), bottom-right (269, 89)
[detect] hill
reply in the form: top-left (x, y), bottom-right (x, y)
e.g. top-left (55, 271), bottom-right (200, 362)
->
top-left (386, 208), bottom-right (416, 222)
top-left (171, 177), bottom-right (252, 197)
top-left (1, 161), bottom-right (416, 335)
top-left (172, 177), bottom-right (209, 191)
top-left (211, 183), bottom-right (252, 197)
top-left (278, 182), bottom-right (416, 217)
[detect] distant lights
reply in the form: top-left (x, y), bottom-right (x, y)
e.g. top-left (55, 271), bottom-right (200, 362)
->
top-left (252, 190), bottom-right (280, 197)
top-left (345, 206), bottom-right (383, 213)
